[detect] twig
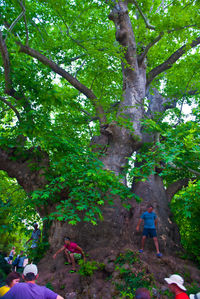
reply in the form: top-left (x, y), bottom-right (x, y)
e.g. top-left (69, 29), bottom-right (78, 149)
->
top-left (5, 11), bottom-right (25, 40)
top-left (0, 96), bottom-right (20, 121)
top-left (18, 0), bottom-right (29, 45)
top-left (74, 60), bottom-right (86, 78)
top-left (131, 0), bottom-right (155, 30)
top-left (138, 32), bottom-right (164, 65)
top-left (0, 31), bottom-right (15, 97)
top-left (18, 43), bottom-right (107, 124)
top-left (174, 69), bottom-right (197, 126)
top-left (30, 20), bottom-right (45, 43)
top-left (169, 162), bottom-right (200, 176)
top-left (53, 8), bottom-right (87, 50)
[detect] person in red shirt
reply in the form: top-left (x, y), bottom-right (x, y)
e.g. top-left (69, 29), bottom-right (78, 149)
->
top-left (53, 237), bottom-right (86, 272)
top-left (164, 274), bottom-right (189, 299)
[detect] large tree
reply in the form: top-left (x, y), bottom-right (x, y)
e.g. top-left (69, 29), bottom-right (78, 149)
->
top-left (0, 0), bottom-right (200, 267)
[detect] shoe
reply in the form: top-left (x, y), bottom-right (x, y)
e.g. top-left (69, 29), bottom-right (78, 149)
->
top-left (69, 269), bottom-right (76, 273)
top-left (139, 249), bottom-right (143, 253)
top-left (156, 253), bottom-right (162, 257)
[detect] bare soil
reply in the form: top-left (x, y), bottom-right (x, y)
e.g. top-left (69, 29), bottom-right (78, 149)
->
top-left (37, 242), bottom-right (200, 299)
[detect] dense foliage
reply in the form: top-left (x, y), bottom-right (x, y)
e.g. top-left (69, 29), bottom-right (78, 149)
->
top-left (171, 180), bottom-right (200, 264)
top-left (0, 0), bottom-right (200, 264)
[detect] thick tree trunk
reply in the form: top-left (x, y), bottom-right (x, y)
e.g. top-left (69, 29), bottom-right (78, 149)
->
top-left (48, 174), bottom-right (180, 258)
top-left (48, 0), bottom-right (181, 259)
top-left (132, 174), bottom-right (181, 253)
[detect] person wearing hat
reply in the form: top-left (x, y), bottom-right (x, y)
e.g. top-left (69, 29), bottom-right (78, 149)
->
top-left (164, 274), bottom-right (189, 298)
top-left (1, 264), bottom-right (64, 299)
top-left (26, 223), bottom-right (41, 249)
top-left (190, 293), bottom-right (200, 299)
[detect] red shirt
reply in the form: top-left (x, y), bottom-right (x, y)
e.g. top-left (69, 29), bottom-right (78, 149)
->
top-left (175, 293), bottom-right (189, 299)
top-left (64, 242), bottom-right (81, 254)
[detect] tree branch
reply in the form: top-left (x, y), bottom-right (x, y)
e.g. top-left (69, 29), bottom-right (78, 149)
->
top-left (166, 178), bottom-right (190, 201)
top-left (146, 87), bottom-right (176, 117)
top-left (147, 36), bottom-right (200, 86)
top-left (0, 96), bottom-right (20, 121)
top-left (138, 32), bottom-right (164, 65)
top-left (5, 10), bottom-right (25, 40)
top-left (74, 59), bottom-right (86, 78)
top-left (54, 8), bottom-right (87, 50)
top-left (19, 0), bottom-right (29, 45)
top-left (169, 162), bottom-right (200, 177)
top-left (0, 31), bottom-right (16, 97)
top-left (130, 0), bottom-right (155, 30)
top-left (0, 146), bottom-right (48, 193)
top-left (18, 43), bottom-right (107, 123)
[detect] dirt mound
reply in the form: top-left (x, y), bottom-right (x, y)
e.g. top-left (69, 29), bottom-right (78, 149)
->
top-left (37, 244), bottom-right (200, 299)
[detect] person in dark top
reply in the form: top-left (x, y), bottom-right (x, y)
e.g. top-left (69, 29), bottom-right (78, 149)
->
top-left (2, 264), bottom-right (64, 299)
top-left (136, 204), bottom-right (162, 257)
top-left (53, 237), bottom-right (85, 272)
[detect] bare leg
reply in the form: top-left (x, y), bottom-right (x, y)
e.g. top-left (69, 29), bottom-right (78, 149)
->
top-left (70, 253), bottom-right (76, 271)
top-left (141, 236), bottom-right (146, 250)
top-left (153, 237), bottom-right (160, 254)
top-left (64, 250), bottom-right (72, 263)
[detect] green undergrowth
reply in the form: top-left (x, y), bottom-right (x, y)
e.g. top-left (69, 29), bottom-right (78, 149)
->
top-left (112, 250), bottom-right (154, 298)
top-left (27, 241), bottom-right (49, 264)
top-left (110, 250), bottom-right (200, 298)
top-left (0, 254), bottom-right (11, 286)
top-left (78, 259), bottom-right (105, 276)
top-left (46, 282), bottom-right (54, 291)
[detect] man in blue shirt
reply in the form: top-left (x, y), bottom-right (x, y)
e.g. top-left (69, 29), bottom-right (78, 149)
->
top-left (136, 204), bottom-right (162, 257)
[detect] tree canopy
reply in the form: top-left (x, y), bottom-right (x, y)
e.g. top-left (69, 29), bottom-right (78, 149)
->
top-left (0, 0), bottom-right (200, 262)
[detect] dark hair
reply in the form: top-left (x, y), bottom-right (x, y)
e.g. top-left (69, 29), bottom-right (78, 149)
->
top-left (24, 272), bottom-right (37, 281)
top-left (6, 272), bottom-right (21, 287)
top-left (64, 237), bottom-right (70, 241)
top-left (147, 204), bottom-right (153, 209)
top-left (135, 288), bottom-right (151, 299)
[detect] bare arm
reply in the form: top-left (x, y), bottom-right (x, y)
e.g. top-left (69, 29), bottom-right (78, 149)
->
top-left (53, 246), bottom-right (65, 259)
top-left (26, 237), bottom-right (32, 244)
top-left (76, 245), bottom-right (86, 261)
top-left (56, 295), bottom-right (64, 299)
top-left (136, 218), bottom-right (142, 231)
top-left (154, 218), bottom-right (158, 227)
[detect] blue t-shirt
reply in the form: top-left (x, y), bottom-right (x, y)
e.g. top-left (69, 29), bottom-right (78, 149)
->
top-left (141, 211), bottom-right (157, 229)
top-left (2, 282), bottom-right (58, 299)
top-left (17, 256), bottom-right (26, 267)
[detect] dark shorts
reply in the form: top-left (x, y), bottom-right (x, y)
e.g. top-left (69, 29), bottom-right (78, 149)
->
top-left (9, 256), bottom-right (13, 260)
top-left (142, 228), bottom-right (157, 238)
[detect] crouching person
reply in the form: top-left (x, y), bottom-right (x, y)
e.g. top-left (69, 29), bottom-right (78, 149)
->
top-left (2, 264), bottom-right (64, 299)
top-left (53, 237), bottom-right (86, 272)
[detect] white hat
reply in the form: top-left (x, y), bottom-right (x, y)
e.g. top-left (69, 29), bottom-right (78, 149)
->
top-left (23, 264), bottom-right (38, 276)
top-left (190, 293), bottom-right (200, 299)
top-left (164, 274), bottom-right (186, 291)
